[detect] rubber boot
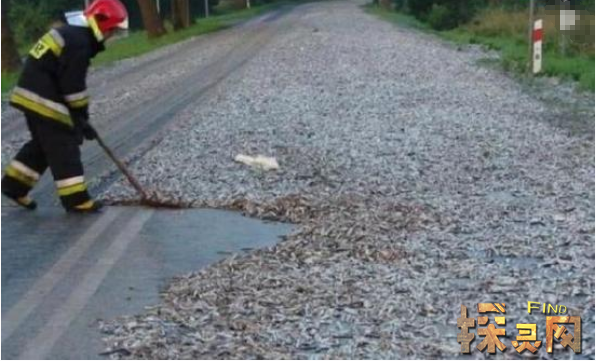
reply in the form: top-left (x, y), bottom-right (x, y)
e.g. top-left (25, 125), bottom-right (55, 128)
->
top-left (2, 192), bottom-right (37, 210)
top-left (66, 199), bottom-right (103, 213)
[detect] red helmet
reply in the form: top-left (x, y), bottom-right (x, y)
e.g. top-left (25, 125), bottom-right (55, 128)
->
top-left (84, 0), bottom-right (128, 36)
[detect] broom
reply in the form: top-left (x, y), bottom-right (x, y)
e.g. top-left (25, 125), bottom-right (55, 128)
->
top-left (95, 134), bottom-right (188, 209)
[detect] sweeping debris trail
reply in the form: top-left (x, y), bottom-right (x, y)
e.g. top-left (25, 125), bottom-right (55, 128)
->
top-left (105, 191), bottom-right (193, 209)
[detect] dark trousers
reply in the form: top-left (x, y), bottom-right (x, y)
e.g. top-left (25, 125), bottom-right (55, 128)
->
top-left (2, 113), bottom-right (91, 208)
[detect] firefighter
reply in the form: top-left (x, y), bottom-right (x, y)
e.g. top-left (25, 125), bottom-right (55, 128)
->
top-left (2, 0), bottom-right (128, 213)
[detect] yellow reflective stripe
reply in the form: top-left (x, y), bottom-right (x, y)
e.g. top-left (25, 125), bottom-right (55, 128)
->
top-left (57, 182), bottom-right (87, 196)
top-left (11, 160), bottom-right (40, 180)
top-left (13, 87), bottom-right (70, 114)
top-left (87, 16), bottom-right (104, 42)
top-left (56, 176), bottom-right (85, 188)
top-left (49, 29), bottom-right (65, 47)
top-left (10, 93), bottom-right (73, 127)
top-left (67, 97), bottom-right (89, 108)
top-left (40, 32), bottom-right (63, 57)
top-left (17, 196), bottom-right (35, 207)
top-left (64, 90), bottom-right (89, 102)
top-left (5, 165), bottom-right (36, 187)
top-left (74, 200), bottom-right (95, 209)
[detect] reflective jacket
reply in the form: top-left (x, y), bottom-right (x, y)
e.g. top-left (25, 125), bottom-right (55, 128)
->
top-left (9, 24), bottom-right (104, 129)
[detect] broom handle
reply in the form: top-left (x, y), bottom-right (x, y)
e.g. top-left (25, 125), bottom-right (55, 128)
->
top-left (95, 135), bottom-right (149, 199)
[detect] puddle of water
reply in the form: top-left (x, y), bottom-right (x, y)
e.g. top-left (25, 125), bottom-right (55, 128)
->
top-left (2, 206), bottom-right (292, 359)
top-left (54, 207), bottom-right (292, 359)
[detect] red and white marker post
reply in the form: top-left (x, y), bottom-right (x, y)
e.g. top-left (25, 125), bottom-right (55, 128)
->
top-left (532, 19), bottom-right (543, 74)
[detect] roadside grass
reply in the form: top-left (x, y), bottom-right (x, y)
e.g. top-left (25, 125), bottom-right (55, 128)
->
top-left (1, 72), bottom-right (19, 95)
top-left (1, 1), bottom-right (289, 95)
top-left (90, 20), bottom-right (225, 66)
top-left (365, 4), bottom-right (595, 92)
top-left (365, 4), bottom-right (430, 31)
top-left (442, 31), bottom-right (595, 92)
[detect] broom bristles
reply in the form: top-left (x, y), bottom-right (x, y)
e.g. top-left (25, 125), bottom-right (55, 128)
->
top-left (105, 191), bottom-right (192, 209)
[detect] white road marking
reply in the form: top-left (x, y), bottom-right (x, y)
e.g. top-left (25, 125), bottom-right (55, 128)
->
top-left (18, 210), bottom-right (154, 360)
top-left (1, 208), bottom-right (123, 342)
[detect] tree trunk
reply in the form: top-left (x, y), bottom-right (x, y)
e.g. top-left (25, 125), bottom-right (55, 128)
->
top-left (136, 0), bottom-right (166, 38)
top-left (171, 0), bottom-right (191, 30)
top-left (2, 1), bottom-right (22, 72)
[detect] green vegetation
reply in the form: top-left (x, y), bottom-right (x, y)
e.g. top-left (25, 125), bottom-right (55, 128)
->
top-left (366, 3), bottom-right (595, 92)
top-left (366, 5), bottom-right (429, 31)
top-left (2, 1), bottom-right (289, 95)
top-left (1, 72), bottom-right (19, 95)
top-left (93, 2), bottom-right (284, 66)
top-left (442, 28), bottom-right (595, 91)
top-left (7, 0), bottom-right (221, 46)
top-left (393, 0), bottom-right (486, 30)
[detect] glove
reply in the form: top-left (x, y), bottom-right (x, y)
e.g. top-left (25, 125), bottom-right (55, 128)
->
top-left (82, 122), bottom-right (98, 140)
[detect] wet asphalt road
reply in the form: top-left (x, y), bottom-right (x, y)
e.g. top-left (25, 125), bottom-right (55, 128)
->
top-left (1, 6), bottom-right (297, 359)
top-left (1, 206), bottom-right (291, 359)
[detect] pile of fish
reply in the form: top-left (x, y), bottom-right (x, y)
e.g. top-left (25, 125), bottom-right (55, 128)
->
top-left (99, 1), bottom-right (595, 359)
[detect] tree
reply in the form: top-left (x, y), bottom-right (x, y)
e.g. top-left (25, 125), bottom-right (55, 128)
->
top-left (171, 0), bottom-right (191, 30)
top-left (136, 0), bottom-right (165, 38)
top-left (2, 1), bottom-right (22, 72)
